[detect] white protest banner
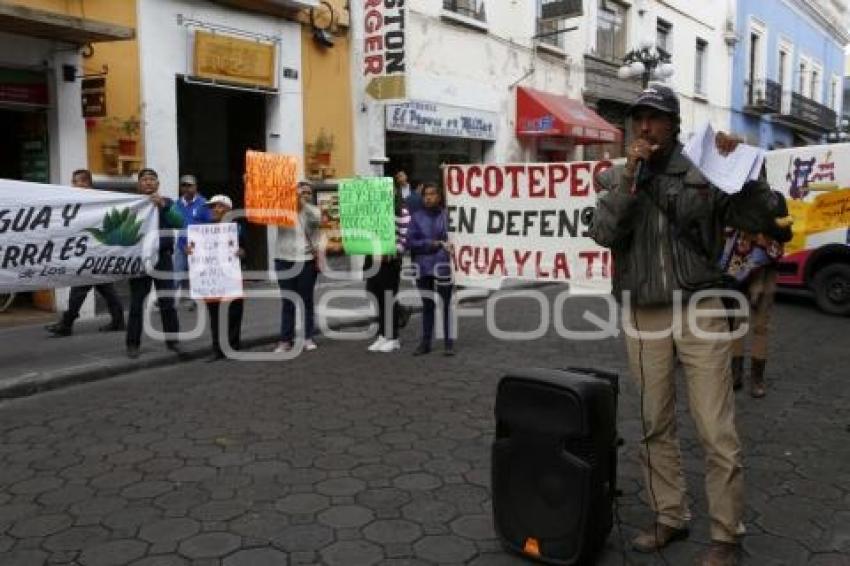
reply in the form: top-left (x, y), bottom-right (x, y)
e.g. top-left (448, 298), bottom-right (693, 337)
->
top-left (443, 161), bottom-right (614, 293)
top-left (187, 223), bottom-right (243, 300)
top-left (0, 179), bottom-right (158, 292)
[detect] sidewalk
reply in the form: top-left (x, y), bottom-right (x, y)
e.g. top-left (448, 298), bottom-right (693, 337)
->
top-left (0, 279), bottom-right (373, 400)
top-left (0, 276), bottom-right (493, 400)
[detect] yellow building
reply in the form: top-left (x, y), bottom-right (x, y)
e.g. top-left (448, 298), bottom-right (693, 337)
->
top-left (299, 0), bottom-right (354, 180)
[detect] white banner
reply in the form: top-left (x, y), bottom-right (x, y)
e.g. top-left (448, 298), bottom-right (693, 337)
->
top-left (188, 223), bottom-right (243, 300)
top-left (0, 179), bottom-right (158, 292)
top-left (443, 161), bottom-right (614, 293)
top-left (764, 143), bottom-right (849, 201)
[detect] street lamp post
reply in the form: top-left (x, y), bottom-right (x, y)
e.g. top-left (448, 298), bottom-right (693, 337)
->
top-left (617, 39), bottom-right (674, 88)
top-left (823, 117), bottom-right (850, 144)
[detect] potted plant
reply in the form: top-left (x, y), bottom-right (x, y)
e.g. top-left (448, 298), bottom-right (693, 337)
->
top-left (104, 115), bottom-right (141, 156)
top-left (314, 129), bottom-right (334, 166)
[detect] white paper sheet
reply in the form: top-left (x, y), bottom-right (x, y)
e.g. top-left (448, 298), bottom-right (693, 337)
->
top-left (682, 122), bottom-right (765, 194)
top-left (188, 222), bottom-right (243, 300)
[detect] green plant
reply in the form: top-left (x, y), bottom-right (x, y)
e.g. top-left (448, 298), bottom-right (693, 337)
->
top-left (85, 207), bottom-right (144, 246)
top-left (103, 115), bottom-right (141, 139)
top-left (314, 129), bottom-right (334, 153)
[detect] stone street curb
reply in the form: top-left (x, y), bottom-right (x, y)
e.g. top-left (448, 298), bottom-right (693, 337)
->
top-left (0, 283), bottom-right (553, 401)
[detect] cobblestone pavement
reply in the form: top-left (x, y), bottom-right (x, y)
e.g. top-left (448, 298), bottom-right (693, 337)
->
top-left (0, 290), bottom-right (847, 566)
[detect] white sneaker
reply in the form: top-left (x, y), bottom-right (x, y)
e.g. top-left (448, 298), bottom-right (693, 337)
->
top-left (304, 339), bottom-right (318, 351)
top-left (377, 339), bottom-right (401, 352)
top-left (273, 342), bottom-right (292, 353)
top-left (368, 335), bottom-right (387, 352)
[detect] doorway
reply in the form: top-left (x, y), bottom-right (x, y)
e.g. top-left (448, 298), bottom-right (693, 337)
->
top-left (0, 108), bottom-right (49, 183)
top-left (176, 79), bottom-right (268, 271)
top-left (0, 108), bottom-right (51, 319)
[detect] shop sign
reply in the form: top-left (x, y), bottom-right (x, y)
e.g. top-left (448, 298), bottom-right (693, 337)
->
top-left (0, 68), bottom-right (48, 106)
top-left (81, 77), bottom-right (106, 118)
top-left (193, 30), bottom-right (277, 89)
top-left (362, 0), bottom-right (406, 101)
top-left (386, 101), bottom-right (497, 141)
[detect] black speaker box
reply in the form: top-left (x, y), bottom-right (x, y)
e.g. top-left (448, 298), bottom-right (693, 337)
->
top-left (492, 367), bottom-right (619, 565)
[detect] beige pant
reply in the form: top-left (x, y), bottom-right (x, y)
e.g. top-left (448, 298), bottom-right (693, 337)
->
top-left (623, 297), bottom-right (743, 543)
top-left (731, 267), bottom-right (778, 360)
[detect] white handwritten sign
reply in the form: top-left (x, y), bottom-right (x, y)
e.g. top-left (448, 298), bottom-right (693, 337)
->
top-left (188, 223), bottom-right (243, 300)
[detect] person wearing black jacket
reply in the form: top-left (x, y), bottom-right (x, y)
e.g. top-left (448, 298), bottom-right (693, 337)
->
top-left (724, 189), bottom-right (793, 398)
top-left (589, 85), bottom-right (781, 566)
top-left (126, 168), bottom-right (186, 359)
top-left (46, 169), bottom-right (124, 336)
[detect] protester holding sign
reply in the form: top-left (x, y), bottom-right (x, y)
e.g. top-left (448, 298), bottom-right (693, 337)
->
top-left (196, 195), bottom-right (244, 362)
top-left (274, 181), bottom-right (322, 353)
top-left (408, 183), bottom-right (454, 356)
top-left (126, 168), bottom-right (186, 360)
top-left (45, 169), bottom-right (125, 337)
top-left (721, 188), bottom-right (793, 398)
top-left (366, 188), bottom-right (410, 353)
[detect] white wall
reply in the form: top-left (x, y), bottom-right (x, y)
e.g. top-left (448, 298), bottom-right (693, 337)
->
top-left (646, 0), bottom-right (734, 138)
top-left (351, 0), bottom-right (582, 173)
top-left (136, 0), bottom-right (303, 198)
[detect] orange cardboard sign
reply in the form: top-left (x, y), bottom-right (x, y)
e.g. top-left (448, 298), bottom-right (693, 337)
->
top-left (244, 151), bottom-right (298, 227)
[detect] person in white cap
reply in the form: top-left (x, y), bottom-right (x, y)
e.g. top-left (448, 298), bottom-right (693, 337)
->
top-left (198, 194), bottom-right (244, 361)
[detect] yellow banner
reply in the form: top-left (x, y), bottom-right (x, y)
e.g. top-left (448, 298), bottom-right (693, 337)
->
top-left (193, 31), bottom-right (276, 89)
top-left (784, 189), bottom-right (850, 253)
top-left (806, 189), bottom-right (850, 234)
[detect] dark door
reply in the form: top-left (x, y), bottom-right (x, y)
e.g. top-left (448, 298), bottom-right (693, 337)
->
top-left (176, 79), bottom-right (268, 272)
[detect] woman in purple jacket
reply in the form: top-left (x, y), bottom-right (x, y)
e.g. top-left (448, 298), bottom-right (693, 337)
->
top-left (407, 183), bottom-right (454, 356)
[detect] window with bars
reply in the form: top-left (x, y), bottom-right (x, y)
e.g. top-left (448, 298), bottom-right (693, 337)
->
top-left (657, 18), bottom-right (671, 53)
top-left (695, 39), bottom-right (707, 95)
top-left (443, 0), bottom-right (486, 22)
top-left (538, 0), bottom-right (566, 50)
top-left (596, 0), bottom-right (627, 61)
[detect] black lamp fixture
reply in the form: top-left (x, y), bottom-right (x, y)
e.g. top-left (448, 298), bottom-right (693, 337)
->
top-left (617, 38), bottom-right (674, 89)
top-left (311, 0), bottom-right (336, 48)
top-left (823, 117), bottom-right (850, 144)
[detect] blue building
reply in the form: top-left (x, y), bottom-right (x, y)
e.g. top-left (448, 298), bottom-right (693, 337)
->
top-left (730, 0), bottom-right (849, 148)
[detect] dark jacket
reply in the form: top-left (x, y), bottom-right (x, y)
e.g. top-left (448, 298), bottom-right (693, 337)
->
top-left (408, 207), bottom-right (451, 278)
top-left (589, 143), bottom-right (782, 306)
top-left (157, 197), bottom-right (186, 263)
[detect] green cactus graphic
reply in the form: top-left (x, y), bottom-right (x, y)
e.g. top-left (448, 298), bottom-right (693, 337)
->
top-left (85, 207), bottom-right (144, 247)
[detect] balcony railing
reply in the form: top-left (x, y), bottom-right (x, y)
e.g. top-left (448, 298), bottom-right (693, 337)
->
top-left (776, 92), bottom-right (838, 131)
top-left (744, 78), bottom-right (781, 114)
top-left (443, 0), bottom-right (486, 22)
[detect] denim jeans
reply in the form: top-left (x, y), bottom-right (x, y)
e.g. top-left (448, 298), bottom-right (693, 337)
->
top-left (275, 259), bottom-right (318, 343)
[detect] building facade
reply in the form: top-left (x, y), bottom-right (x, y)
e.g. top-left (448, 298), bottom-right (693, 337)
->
top-left (579, 0), bottom-right (736, 157)
top-left (730, 0), bottom-right (850, 148)
top-left (351, 0), bottom-right (623, 182)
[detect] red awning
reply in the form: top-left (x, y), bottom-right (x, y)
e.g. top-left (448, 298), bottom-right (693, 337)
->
top-left (516, 86), bottom-right (623, 144)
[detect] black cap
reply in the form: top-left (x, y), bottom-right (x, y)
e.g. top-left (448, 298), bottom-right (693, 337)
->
top-left (628, 84), bottom-right (680, 117)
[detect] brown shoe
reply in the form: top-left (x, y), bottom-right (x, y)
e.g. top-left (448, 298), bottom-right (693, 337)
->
top-left (631, 523), bottom-right (689, 553)
top-left (750, 358), bottom-right (767, 398)
top-left (698, 541), bottom-right (739, 566)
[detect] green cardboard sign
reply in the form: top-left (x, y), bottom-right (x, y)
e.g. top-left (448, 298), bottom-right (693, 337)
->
top-left (338, 177), bottom-right (396, 255)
